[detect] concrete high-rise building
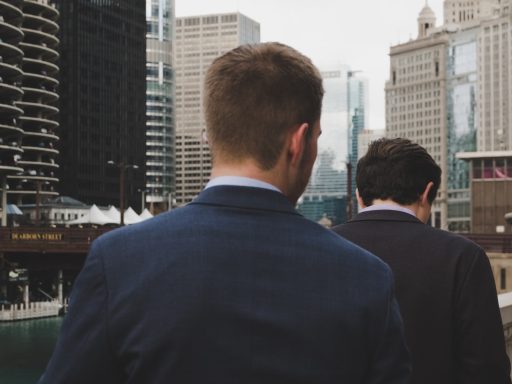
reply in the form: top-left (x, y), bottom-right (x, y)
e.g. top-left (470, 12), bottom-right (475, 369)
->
top-left (146, 0), bottom-right (175, 212)
top-left (386, 4), bottom-right (450, 228)
top-left (443, 0), bottom-right (499, 26)
top-left (386, 1), bottom-right (512, 231)
top-left (478, 2), bottom-right (512, 151)
top-left (298, 66), bottom-right (350, 225)
top-left (174, 13), bottom-right (260, 205)
top-left (0, 0), bottom-right (60, 223)
top-left (54, 0), bottom-right (146, 209)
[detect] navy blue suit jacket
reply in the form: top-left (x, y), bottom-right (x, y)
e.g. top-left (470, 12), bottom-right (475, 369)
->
top-left (40, 186), bottom-right (410, 383)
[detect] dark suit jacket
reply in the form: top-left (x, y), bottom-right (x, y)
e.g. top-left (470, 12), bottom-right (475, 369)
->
top-left (39, 186), bottom-right (410, 383)
top-left (333, 209), bottom-right (511, 384)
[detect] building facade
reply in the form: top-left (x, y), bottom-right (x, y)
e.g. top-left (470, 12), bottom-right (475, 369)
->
top-left (478, 2), bottom-right (512, 152)
top-left (174, 13), bottom-right (260, 206)
top-left (385, 5), bottom-right (449, 228)
top-left (446, 26), bottom-right (479, 231)
top-left (386, 0), bottom-right (512, 231)
top-left (54, 0), bottom-right (146, 209)
top-left (457, 151), bottom-right (512, 234)
top-left (347, 70), bottom-right (369, 215)
top-left (145, 0), bottom-right (175, 213)
top-left (0, 0), bottom-right (60, 224)
top-left (298, 66), bottom-right (350, 225)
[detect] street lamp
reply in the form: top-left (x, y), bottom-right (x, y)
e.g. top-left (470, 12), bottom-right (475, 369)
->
top-left (107, 160), bottom-right (139, 226)
top-left (1, 177), bottom-right (7, 227)
top-left (137, 188), bottom-right (149, 213)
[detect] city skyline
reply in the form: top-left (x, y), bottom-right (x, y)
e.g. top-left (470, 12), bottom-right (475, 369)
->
top-left (176, 0), bottom-right (445, 129)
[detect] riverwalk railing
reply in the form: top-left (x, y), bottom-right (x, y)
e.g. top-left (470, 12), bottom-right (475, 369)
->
top-left (499, 292), bottom-right (512, 368)
top-left (0, 300), bottom-right (61, 321)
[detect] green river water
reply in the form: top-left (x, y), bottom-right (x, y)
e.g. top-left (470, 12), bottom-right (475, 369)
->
top-left (0, 317), bottom-right (62, 384)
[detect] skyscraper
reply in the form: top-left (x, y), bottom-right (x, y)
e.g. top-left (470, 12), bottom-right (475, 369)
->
top-left (55, 0), bottom-right (146, 209)
top-left (174, 13), bottom-right (260, 205)
top-left (146, 0), bottom-right (175, 212)
top-left (0, 0), bottom-right (60, 222)
top-left (478, 1), bottom-right (512, 151)
top-left (385, 0), bottom-right (512, 231)
top-left (347, 70), bottom-right (369, 215)
top-left (298, 66), bottom-right (350, 225)
top-left (386, 4), bottom-right (451, 229)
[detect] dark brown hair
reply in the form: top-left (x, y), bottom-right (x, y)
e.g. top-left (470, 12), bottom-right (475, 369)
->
top-left (357, 138), bottom-right (441, 206)
top-left (204, 42), bottom-right (324, 169)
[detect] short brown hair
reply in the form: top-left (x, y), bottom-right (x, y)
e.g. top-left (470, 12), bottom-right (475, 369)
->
top-left (204, 42), bottom-right (324, 170)
top-left (357, 138), bottom-right (441, 206)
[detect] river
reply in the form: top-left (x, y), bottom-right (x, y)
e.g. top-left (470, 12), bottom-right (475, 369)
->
top-left (0, 317), bottom-right (62, 384)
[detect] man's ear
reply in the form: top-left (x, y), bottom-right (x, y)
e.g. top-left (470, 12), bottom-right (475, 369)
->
top-left (356, 188), bottom-right (366, 209)
top-left (419, 181), bottom-right (434, 207)
top-left (288, 123), bottom-right (309, 167)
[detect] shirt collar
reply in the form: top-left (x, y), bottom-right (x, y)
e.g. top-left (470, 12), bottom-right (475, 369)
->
top-left (205, 176), bottom-right (282, 193)
top-left (360, 204), bottom-right (416, 217)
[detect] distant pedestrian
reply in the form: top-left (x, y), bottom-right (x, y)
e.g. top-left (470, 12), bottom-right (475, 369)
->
top-left (333, 137), bottom-right (511, 384)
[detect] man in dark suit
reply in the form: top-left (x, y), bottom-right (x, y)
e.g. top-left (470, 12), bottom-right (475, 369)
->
top-left (39, 43), bottom-right (410, 383)
top-left (333, 138), bottom-right (511, 384)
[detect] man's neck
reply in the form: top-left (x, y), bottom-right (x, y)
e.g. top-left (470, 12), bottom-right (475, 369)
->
top-left (210, 163), bottom-right (289, 197)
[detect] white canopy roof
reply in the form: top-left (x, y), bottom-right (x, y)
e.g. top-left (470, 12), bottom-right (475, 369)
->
top-left (123, 207), bottom-right (143, 225)
top-left (104, 206), bottom-right (121, 222)
top-left (68, 204), bottom-right (117, 225)
top-left (140, 208), bottom-right (154, 220)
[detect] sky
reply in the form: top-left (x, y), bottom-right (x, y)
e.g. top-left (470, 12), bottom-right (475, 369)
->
top-left (175, 0), bottom-right (445, 129)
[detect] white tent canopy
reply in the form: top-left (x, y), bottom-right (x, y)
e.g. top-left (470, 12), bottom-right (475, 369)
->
top-left (68, 204), bottom-right (117, 225)
top-left (140, 208), bottom-right (153, 220)
top-left (123, 207), bottom-right (143, 225)
top-left (104, 206), bottom-right (121, 223)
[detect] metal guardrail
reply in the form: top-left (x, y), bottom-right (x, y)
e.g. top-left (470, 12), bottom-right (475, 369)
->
top-left (0, 226), bottom-right (114, 253)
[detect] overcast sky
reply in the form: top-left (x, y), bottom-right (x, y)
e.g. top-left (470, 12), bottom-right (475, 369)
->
top-left (175, 0), bottom-right (445, 129)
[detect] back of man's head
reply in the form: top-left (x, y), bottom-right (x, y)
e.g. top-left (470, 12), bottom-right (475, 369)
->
top-left (204, 42), bottom-right (324, 170)
top-left (357, 138), bottom-right (441, 207)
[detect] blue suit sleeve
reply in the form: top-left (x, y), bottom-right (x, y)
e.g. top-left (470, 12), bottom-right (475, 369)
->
top-left (366, 271), bottom-right (412, 384)
top-left (38, 240), bottom-right (122, 384)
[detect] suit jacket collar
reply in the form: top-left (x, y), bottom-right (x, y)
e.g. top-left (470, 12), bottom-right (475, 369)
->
top-left (190, 185), bottom-right (300, 216)
top-left (349, 209), bottom-right (424, 225)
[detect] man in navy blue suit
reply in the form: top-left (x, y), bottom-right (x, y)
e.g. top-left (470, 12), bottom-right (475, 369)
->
top-left (39, 42), bottom-right (410, 383)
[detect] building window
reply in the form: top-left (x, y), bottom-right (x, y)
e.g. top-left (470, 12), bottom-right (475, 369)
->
top-left (501, 268), bottom-right (507, 291)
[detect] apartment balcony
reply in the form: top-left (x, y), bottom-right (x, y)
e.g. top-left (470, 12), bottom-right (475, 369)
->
top-left (0, 42), bottom-right (23, 67)
top-left (0, 1), bottom-right (23, 27)
top-left (19, 42), bottom-right (58, 61)
top-left (23, 0), bottom-right (59, 21)
top-left (0, 18), bottom-right (24, 45)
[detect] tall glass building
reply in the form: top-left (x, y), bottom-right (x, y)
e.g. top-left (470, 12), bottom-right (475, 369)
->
top-left (297, 66), bottom-right (350, 226)
top-left (55, 0), bottom-right (146, 209)
top-left (146, 0), bottom-right (175, 212)
top-left (446, 26), bottom-right (478, 232)
top-left (347, 71), bottom-right (369, 215)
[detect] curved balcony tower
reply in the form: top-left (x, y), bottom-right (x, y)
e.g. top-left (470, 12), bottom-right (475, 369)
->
top-left (0, 0), bottom-right (25, 217)
top-left (9, 0), bottom-right (60, 205)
